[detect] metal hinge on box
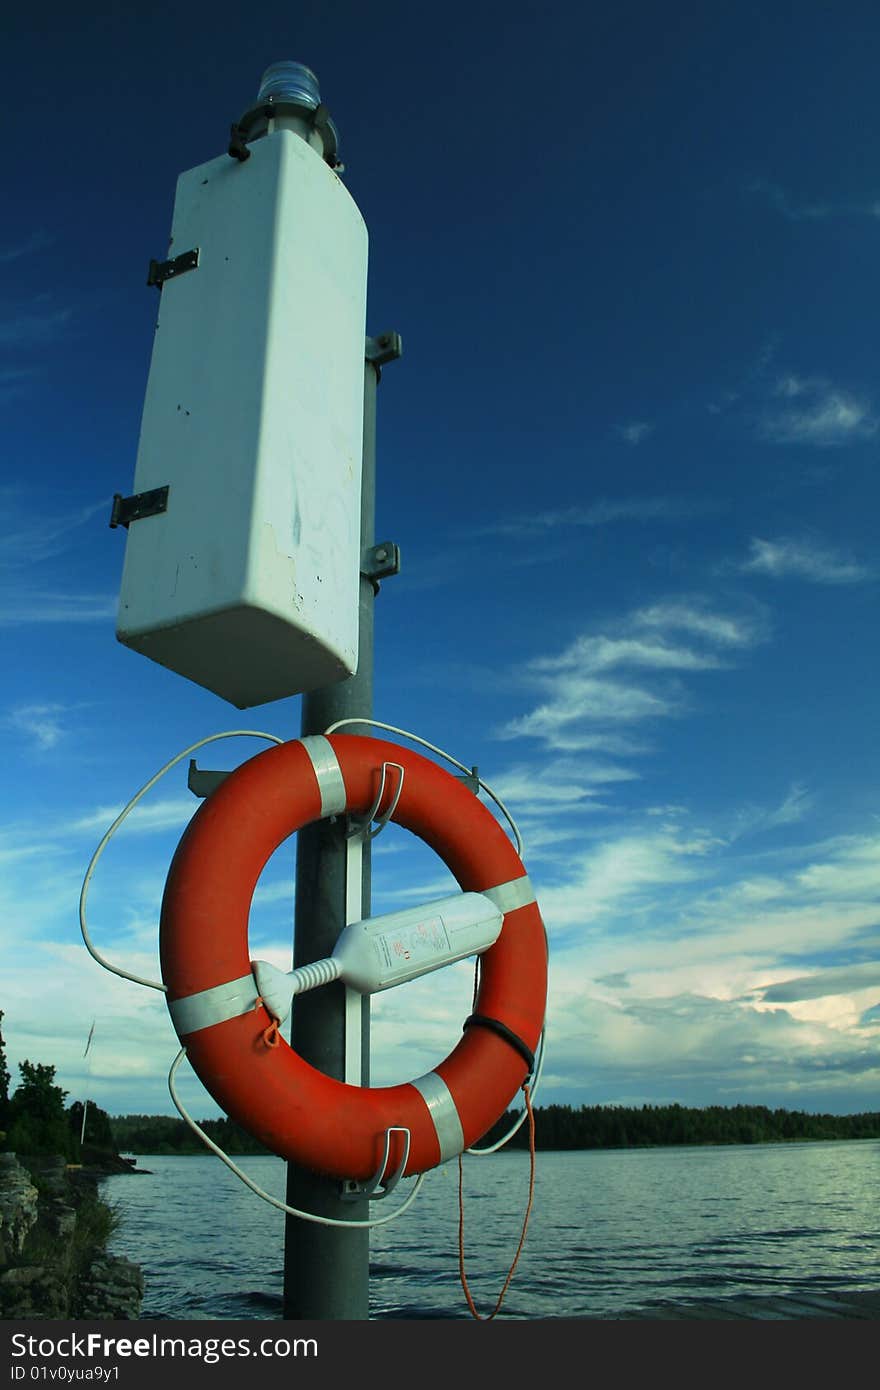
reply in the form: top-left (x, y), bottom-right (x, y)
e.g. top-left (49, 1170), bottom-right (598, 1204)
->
top-left (147, 247), bottom-right (200, 289)
top-left (109, 486), bottom-right (170, 529)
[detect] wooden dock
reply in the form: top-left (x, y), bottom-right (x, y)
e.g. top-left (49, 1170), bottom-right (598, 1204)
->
top-left (622, 1288), bottom-right (880, 1319)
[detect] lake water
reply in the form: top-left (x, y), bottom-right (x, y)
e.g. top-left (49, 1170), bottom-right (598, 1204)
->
top-left (100, 1140), bottom-right (880, 1320)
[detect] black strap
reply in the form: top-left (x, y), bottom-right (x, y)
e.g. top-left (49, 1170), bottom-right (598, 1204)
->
top-left (463, 1013), bottom-right (535, 1077)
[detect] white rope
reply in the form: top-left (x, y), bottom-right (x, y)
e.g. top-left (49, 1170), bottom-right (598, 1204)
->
top-left (78, 730), bottom-right (283, 992)
top-left (168, 1049), bottom-right (427, 1229)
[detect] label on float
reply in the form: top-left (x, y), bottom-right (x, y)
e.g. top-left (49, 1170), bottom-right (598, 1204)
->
top-left (331, 892), bottom-right (503, 994)
top-left (371, 915), bottom-right (452, 983)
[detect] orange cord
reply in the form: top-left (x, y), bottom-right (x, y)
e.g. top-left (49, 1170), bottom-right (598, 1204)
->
top-left (458, 1082), bottom-right (536, 1321)
top-left (254, 997), bottom-right (280, 1048)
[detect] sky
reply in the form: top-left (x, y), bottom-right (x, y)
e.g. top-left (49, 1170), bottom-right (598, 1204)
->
top-left (1, 1), bottom-right (879, 1127)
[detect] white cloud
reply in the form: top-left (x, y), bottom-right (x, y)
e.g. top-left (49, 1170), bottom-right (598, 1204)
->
top-left (615, 421), bottom-right (654, 445)
top-left (705, 347), bottom-right (875, 457)
top-left (530, 634), bottom-right (724, 675)
top-left (0, 366), bottom-right (40, 398)
top-left (374, 874), bottom-right (460, 905)
top-left (538, 827), bottom-right (716, 929)
top-left (492, 760), bottom-right (636, 808)
top-left (499, 677), bottom-right (676, 749)
top-left (760, 374), bottom-right (877, 446)
top-left (741, 536), bottom-right (871, 584)
top-left (69, 796), bottom-right (196, 836)
top-left (5, 702), bottom-right (69, 750)
top-left (726, 785), bottom-right (815, 842)
top-left (524, 821), bottom-right (880, 1106)
top-left (747, 179), bottom-right (880, 223)
top-left (0, 590), bottom-right (116, 625)
top-left (0, 494), bottom-right (114, 627)
top-left (543, 982), bottom-right (880, 1107)
top-left (794, 833), bottom-right (880, 897)
top-left (631, 600), bottom-right (766, 647)
top-left (471, 495), bottom-right (713, 538)
top-left (0, 491), bottom-right (108, 569)
top-left (496, 599), bottom-right (763, 755)
top-left (762, 784), bottom-right (815, 829)
top-left (0, 231), bottom-right (53, 264)
top-left (0, 305), bottom-right (72, 348)
top-left (252, 879), bottom-right (299, 908)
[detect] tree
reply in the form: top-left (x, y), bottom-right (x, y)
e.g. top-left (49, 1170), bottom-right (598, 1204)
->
top-left (0, 1010), bottom-right (10, 1136)
top-left (6, 1060), bottom-right (78, 1160)
top-left (68, 1100), bottom-right (116, 1158)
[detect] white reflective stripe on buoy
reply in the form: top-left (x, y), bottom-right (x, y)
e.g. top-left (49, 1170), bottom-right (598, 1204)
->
top-left (168, 974), bottom-right (259, 1037)
top-left (482, 874), bottom-right (535, 915)
top-left (411, 1071), bottom-right (465, 1162)
top-left (300, 735), bottom-right (348, 817)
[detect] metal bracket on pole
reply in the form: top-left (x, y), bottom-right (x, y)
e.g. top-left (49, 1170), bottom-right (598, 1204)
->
top-left (365, 331), bottom-right (402, 382)
top-left (361, 540), bottom-right (400, 591)
top-left (339, 1127), bottom-right (412, 1202)
top-left (228, 123), bottom-right (251, 162)
top-left (187, 761), bottom-right (230, 798)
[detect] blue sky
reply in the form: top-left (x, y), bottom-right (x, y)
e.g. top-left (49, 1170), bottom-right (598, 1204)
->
top-left (2, 1), bottom-right (879, 1123)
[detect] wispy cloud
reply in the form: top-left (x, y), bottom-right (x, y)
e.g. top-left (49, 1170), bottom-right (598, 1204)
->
top-left (538, 826), bottom-right (719, 930)
top-left (0, 491), bottom-right (108, 570)
top-left (0, 305), bottom-right (72, 348)
top-left (726, 785), bottom-right (815, 842)
top-left (531, 634), bottom-right (725, 676)
top-left (759, 374), bottom-right (877, 447)
top-left (707, 349), bottom-right (878, 453)
top-left (4, 703), bottom-right (70, 751)
top-left (746, 178), bottom-right (880, 223)
top-left (471, 496), bottom-right (714, 539)
top-left (0, 491), bottom-right (116, 626)
top-left (741, 536), bottom-right (871, 584)
top-left (69, 797), bottom-right (196, 836)
top-left (499, 678), bottom-right (676, 748)
top-left (614, 421), bottom-right (654, 445)
top-left (0, 231), bottom-right (53, 265)
top-left (0, 366), bottom-right (41, 402)
top-left (490, 761), bottom-right (628, 810)
top-left (756, 783), bottom-right (815, 830)
top-left (631, 600), bottom-right (768, 648)
top-left (0, 590), bottom-right (116, 625)
top-left (497, 599), bottom-right (765, 755)
top-left (374, 874), bottom-right (459, 905)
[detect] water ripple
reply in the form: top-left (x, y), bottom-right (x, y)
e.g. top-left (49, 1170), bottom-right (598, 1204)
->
top-left (103, 1139), bottom-right (880, 1320)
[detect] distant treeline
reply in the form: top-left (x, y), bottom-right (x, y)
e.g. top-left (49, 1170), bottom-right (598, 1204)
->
top-left (109, 1103), bottom-right (880, 1156)
top-left (110, 1113), bottom-right (271, 1155)
top-left (481, 1102), bottom-right (880, 1150)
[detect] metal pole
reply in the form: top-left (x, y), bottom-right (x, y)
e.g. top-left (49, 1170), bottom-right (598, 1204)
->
top-left (283, 337), bottom-right (400, 1320)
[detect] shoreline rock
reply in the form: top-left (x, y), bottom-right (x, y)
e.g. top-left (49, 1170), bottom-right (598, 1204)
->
top-left (0, 1151), bottom-right (144, 1319)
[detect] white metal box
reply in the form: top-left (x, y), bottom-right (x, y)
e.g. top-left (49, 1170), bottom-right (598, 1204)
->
top-left (115, 130), bottom-right (368, 707)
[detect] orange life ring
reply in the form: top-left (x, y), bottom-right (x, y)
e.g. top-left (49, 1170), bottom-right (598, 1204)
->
top-left (159, 733), bottom-right (548, 1182)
